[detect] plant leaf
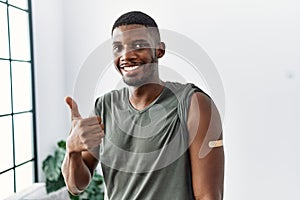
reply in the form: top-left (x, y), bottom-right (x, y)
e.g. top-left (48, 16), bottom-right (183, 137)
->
top-left (57, 140), bottom-right (66, 150)
top-left (42, 155), bottom-right (60, 181)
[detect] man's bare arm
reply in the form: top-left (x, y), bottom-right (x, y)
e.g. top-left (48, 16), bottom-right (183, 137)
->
top-left (62, 97), bottom-right (104, 195)
top-left (188, 92), bottom-right (225, 200)
top-left (62, 151), bottom-right (98, 195)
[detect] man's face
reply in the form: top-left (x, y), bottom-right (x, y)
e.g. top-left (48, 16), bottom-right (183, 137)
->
top-left (112, 24), bottom-right (160, 87)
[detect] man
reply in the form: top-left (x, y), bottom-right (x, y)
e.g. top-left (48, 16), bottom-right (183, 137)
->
top-left (62, 11), bottom-right (224, 200)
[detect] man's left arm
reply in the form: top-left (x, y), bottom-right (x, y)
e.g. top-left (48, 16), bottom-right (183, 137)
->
top-left (187, 92), bottom-right (225, 200)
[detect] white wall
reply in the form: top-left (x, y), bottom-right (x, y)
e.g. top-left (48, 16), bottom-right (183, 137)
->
top-left (33, 0), bottom-right (300, 199)
top-left (31, 0), bottom-right (69, 181)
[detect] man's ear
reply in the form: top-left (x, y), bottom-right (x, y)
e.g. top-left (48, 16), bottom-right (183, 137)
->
top-left (156, 42), bottom-right (166, 58)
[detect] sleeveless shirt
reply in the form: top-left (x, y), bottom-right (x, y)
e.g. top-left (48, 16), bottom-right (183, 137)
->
top-left (94, 81), bottom-right (206, 200)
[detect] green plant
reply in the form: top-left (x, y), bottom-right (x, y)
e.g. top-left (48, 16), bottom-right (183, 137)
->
top-left (42, 140), bottom-right (104, 200)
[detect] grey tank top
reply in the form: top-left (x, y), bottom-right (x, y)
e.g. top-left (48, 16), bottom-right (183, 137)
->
top-left (94, 82), bottom-right (205, 200)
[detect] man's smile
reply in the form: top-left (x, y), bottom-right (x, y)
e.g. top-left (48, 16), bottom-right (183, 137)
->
top-left (122, 65), bottom-right (141, 71)
top-left (119, 63), bottom-right (146, 75)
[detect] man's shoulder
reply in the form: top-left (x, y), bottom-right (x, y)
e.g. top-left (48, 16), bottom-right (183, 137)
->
top-left (166, 81), bottom-right (192, 92)
top-left (105, 87), bottom-right (127, 98)
top-left (166, 81), bottom-right (207, 98)
top-left (95, 87), bottom-right (127, 105)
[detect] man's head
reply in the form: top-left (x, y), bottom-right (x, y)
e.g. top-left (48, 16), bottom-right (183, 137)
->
top-left (111, 11), bottom-right (165, 87)
top-left (112, 11), bottom-right (161, 42)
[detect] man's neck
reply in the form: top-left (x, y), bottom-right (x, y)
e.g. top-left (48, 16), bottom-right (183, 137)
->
top-left (128, 80), bottom-right (165, 111)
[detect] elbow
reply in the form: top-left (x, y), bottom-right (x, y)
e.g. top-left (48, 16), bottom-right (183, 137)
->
top-left (61, 166), bottom-right (85, 196)
top-left (62, 172), bottom-right (91, 196)
top-left (61, 154), bottom-right (92, 195)
top-left (66, 185), bottom-right (84, 196)
top-left (62, 171), bottom-right (87, 196)
top-left (194, 192), bottom-right (223, 200)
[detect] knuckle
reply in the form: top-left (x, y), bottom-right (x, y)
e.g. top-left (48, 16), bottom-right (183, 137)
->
top-left (100, 124), bottom-right (105, 130)
top-left (78, 132), bottom-right (87, 142)
top-left (81, 137), bottom-right (89, 146)
top-left (91, 116), bottom-right (97, 120)
top-left (99, 131), bottom-right (105, 138)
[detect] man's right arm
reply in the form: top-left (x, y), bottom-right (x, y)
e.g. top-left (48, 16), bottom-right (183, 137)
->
top-left (62, 96), bottom-right (104, 195)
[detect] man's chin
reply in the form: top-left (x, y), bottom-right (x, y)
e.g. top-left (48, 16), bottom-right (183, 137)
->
top-left (123, 77), bottom-right (153, 87)
top-left (123, 78), bottom-right (143, 87)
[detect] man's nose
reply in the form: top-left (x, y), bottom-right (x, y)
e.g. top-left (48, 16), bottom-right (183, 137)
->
top-left (120, 47), bottom-right (137, 62)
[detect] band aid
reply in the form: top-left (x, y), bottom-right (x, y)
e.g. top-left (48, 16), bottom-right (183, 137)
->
top-left (208, 140), bottom-right (223, 148)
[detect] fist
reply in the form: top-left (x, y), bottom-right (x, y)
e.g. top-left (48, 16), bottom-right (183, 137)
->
top-left (65, 96), bottom-right (105, 153)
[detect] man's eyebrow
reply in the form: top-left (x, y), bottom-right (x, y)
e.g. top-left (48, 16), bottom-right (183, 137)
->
top-left (112, 39), bottom-right (150, 46)
top-left (112, 41), bottom-right (122, 45)
top-left (132, 39), bottom-right (149, 43)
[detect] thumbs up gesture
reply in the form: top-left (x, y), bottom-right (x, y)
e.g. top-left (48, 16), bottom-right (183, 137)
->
top-left (65, 96), bottom-right (105, 153)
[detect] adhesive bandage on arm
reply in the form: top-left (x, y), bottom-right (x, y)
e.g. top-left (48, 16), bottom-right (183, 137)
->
top-left (208, 140), bottom-right (223, 148)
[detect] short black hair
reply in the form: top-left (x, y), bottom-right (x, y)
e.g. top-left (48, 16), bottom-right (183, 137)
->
top-left (112, 11), bottom-right (158, 32)
top-left (111, 11), bottom-right (160, 42)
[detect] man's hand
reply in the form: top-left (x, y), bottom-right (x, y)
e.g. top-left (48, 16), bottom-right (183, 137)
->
top-left (65, 96), bottom-right (105, 154)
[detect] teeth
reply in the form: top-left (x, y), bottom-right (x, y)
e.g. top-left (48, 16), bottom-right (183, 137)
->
top-left (123, 65), bottom-right (140, 71)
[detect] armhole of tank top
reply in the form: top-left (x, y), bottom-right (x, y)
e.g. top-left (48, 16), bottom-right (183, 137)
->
top-left (94, 96), bottom-right (103, 117)
top-left (178, 84), bottom-right (209, 134)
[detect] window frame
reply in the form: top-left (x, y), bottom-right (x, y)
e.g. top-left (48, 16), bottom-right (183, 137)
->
top-left (0, 0), bottom-right (38, 194)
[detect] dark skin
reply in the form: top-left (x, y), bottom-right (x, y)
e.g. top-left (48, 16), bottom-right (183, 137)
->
top-left (188, 92), bottom-right (224, 200)
top-left (62, 24), bottom-right (224, 199)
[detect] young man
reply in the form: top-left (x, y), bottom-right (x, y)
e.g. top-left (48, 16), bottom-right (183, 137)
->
top-left (62, 11), bottom-right (224, 200)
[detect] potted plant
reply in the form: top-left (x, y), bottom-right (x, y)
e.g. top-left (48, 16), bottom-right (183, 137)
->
top-left (42, 140), bottom-right (104, 200)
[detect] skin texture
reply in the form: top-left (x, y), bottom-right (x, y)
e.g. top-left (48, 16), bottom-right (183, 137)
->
top-left (62, 97), bottom-right (103, 195)
top-left (188, 93), bottom-right (224, 200)
top-left (62, 24), bottom-right (224, 199)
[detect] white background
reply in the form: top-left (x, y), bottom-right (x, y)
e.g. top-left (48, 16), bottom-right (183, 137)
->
top-left (32, 0), bottom-right (300, 199)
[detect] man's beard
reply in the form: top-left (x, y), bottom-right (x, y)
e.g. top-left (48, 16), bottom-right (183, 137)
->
top-left (122, 64), bottom-right (157, 87)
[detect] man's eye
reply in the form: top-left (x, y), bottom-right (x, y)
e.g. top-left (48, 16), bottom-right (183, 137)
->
top-left (133, 43), bottom-right (149, 49)
top-left (113, 45), bottom-right (122, 52)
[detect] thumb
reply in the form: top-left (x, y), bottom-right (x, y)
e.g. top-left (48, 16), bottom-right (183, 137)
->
top-left (65, 96), bottom-right (81, 119)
